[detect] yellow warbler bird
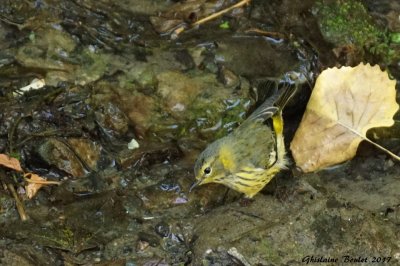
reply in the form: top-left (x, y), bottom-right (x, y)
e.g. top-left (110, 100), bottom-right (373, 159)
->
top-left (191, 83), bottom-right (296, 198)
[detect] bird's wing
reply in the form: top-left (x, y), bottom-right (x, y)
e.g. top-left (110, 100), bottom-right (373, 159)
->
top-left (246, 82), bottom-right (296, 122)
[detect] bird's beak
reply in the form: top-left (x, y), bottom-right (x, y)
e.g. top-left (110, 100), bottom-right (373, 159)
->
top-left (189, 179), bottom-right (203, 193)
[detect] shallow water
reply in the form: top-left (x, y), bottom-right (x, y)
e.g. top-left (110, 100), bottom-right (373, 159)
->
top-left (0, 0), bottom-right (399, 265)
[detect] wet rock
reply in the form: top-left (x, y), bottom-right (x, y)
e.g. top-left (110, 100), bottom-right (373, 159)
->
top-left (111, 66), bottom-right (252, 141)
top-left (214, 37), bottom-right (301, 79)
top-left (38, 138), bottom-right (101, 177)
top-left (95, 102), bottom-right (130, 139)
top-left (218, 67), bottom-right (240, 88)
top-left (87, 43), bottom-right (255, 140)
top-left (119, 90), bottom-right (158, 138)
top-left (157, 70), bottom-right (206, 116)
top-left (117, 142), bottom-right (181, 170)
top-left (51, 169), bottom-right (127, 199)
top-left (15, 27), bottom-right (76, 74)
top-left (138, 176), bottom-right (188, 210)
top-left (65, 48), bottom-right (131, 86)
top-left (38, 138), bottom-right (87, 177)
top-left (172, 71), bottom-right (251, 140)
top-left (14, 25), bottom-right (134, 86)
top-left (135, 163), bottom-right (238, 212)
top-left (67, 138), bottom-right (101, 170)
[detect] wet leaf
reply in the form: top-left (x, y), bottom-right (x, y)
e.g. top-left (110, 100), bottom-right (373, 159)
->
top-left (0, 154), bottom-right (23, 172)
top-left (24, 173), bottom-right (45, 199)
top-left (24, 173), bottom-right (61, 199)
top-left (290, 63), bottom-right (399, 172)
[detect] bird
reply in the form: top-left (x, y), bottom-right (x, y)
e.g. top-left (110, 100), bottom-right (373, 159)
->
top-left (190, 81), bottom-right (297, 198)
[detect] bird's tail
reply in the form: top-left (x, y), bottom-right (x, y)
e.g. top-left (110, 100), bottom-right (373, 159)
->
top-left (247, 79), bottom-right (298, 122)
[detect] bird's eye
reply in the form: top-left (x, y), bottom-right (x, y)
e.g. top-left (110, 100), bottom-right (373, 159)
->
top-left (204, 167), bottom-right (211, 175)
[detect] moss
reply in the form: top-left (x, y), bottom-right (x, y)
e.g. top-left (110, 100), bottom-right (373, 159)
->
top-left (314, 0), bottom-right (379, 46)
top-left (390, 32), bottom-right (400, 44)
top-left (313, 0), bottom-right (399, 63)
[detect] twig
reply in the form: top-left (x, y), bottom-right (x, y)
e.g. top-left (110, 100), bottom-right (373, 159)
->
top-left (172, 0), bottom-right (251, 38)
top-left (7, 183), bottom-right (28, 221)
top-left (245, 28), bottom-right (287, 40)
top-left (192, 0), bottom-right (251, 27)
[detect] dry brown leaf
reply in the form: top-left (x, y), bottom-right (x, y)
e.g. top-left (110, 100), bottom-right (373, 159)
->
top-left (0, 154), bottom-right (23, 172)
top-left (0, 153), bottom-right (61, 199)
top-left (25, 173), bottom-right (45, 199)
top-left (24, 173), bottom-right (61, 199)
top-left (290, 63), bottom-right (399, 172)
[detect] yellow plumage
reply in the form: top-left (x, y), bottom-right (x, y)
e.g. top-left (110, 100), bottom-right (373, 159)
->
top-left (191, 84), bottom-right (295, 198)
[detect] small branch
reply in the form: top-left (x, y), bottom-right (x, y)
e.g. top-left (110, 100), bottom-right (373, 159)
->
top-left (7, 183), bottom-right (28, 221)
top-left (172, 0), bottom-right (251, 38)
top-left (192, 0), bottom-right (251, 27)
top-left (245, 28), bottom-right (287, 40)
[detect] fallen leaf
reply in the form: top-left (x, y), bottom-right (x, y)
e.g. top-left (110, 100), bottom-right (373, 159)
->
top-left (25, 173), bottom-right (45, 199)
top-left (0, 154), bottom-right (23, 172)
top-left (290, 63), bottom-right (399, 172)
top-left (24, 173), bottom-right (61, 199)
